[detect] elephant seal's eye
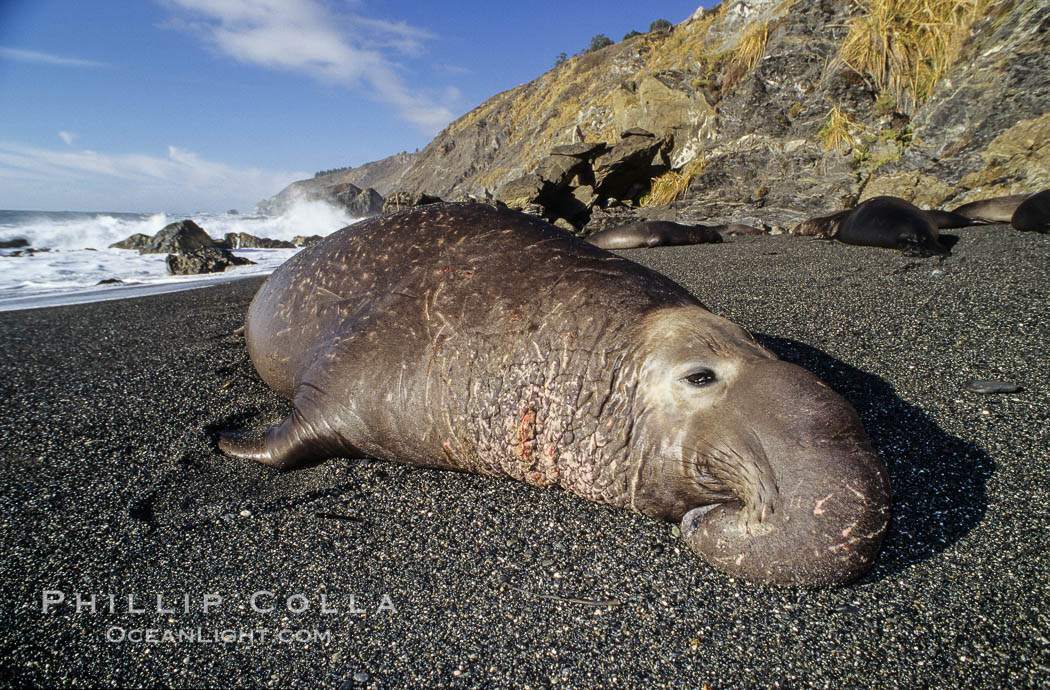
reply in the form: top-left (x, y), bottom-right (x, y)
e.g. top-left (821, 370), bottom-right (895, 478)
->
top-left (684, 369), bottom-right (717, 387)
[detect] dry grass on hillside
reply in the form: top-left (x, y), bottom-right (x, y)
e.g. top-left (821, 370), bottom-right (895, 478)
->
top-left (818, 105), bottom-right (864, 152)
top-left (724, 21), bottom-right (769, 91)
top-left (642, 157), bottom-right (706, 206)
top-left (839, 0), bottom-right (990, 111)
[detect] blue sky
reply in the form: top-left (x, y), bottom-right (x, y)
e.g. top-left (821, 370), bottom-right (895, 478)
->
top-left (0, 1), bottom-right (713, 213)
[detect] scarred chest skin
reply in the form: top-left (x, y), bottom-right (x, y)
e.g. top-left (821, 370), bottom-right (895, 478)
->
top-left (244, 203), bottom-right (698, 509)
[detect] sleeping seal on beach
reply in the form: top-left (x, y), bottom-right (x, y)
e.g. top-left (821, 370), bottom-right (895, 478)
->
top-left (794, 196), bottom-right (953, 256)
top-left (951, 193), bottom-right (1030, 224)
top-left (219, 202), bottom-right (891, 587)
top-left (950, 189), bottom-right (1050, 232)
top-left (585, 221), bottom-right (726, 249)
top-left (1008, 189), bottom-right (1050, 233)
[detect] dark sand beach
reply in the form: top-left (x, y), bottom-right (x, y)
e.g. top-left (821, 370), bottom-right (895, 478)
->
top-left (0, 224), bottom-right (1047, 687)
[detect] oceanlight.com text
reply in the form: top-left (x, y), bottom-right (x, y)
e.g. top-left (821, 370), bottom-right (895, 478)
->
top-left (106, 626), bottom-right (334, 645)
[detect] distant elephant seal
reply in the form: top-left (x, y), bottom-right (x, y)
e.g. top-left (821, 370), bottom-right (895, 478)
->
top-left (951, 194), bottom-right (1030, 223)
top-left (220, 203), bottom-right (891, 587)
top-left (717, 223), bottom-right (767, 238)
top-left (795, 197), bottom-right (948, 256)
top-left (837, 196), bottom-right (948, 255)
top-left (791, 210), bottom-right (850, 239)
top-left (586, 221), bottom-right (724, 249)
top-left (1010, 189), bottom-right (1050, 233)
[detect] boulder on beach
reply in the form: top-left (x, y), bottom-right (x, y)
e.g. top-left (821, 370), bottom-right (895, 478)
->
top-left (591, 129), bottom-right (672, 201)
top-left (491, 128), bottom-right (673, 232)
top-left (108, 233), bottom-right (152, 251)
top-left (219, 232), bottom-right (295, 249)
top-left (345, 186), bottom-right (385, 217)
top-left (140, 220), bottom-right (216, 254)
top-left (292, 235), bottom-right (324, 247)
top-left (0, 237), bottom-right (30, 249)
top-left (165, 246), bottom-right (254, 275)
top-left (382, 190), bottom-right (442, 214)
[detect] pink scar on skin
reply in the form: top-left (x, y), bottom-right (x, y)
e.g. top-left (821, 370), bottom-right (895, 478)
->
top-left (813, 494), bottom-right (834, 516)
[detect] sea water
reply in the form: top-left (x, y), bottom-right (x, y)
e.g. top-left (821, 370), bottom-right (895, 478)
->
top-left (0, 201), bottom-right (358, 311)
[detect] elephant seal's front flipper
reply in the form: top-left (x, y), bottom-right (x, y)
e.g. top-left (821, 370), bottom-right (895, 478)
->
top-left (219, 363), bottom-right (364, 470)
top-left (218, 405), bottom-right (350, 470)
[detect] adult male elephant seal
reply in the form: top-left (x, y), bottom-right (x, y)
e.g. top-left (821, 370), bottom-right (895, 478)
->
top-left (219, 203), bottom-right (891, 587)
top-left (586, 221), bottom-right (725, 249)
top-left (795, 196), bottom-right (949, 256)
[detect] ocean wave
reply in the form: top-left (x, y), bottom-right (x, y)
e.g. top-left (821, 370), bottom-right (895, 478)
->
top-left (0, 199), bottom-right (358, 251)
top-left (0, 199), bottom-right (357, 309)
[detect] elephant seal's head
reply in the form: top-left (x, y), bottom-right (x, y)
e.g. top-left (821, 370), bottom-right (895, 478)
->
top-left (629, 306), bottom-right (891, 587)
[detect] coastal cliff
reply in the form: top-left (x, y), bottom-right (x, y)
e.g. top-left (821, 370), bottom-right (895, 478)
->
top-left (259, 0), bottom-right (1049, 228)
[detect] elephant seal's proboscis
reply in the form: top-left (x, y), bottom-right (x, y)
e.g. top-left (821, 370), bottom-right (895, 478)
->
top-left (219, 203), bottom-right (891, 587)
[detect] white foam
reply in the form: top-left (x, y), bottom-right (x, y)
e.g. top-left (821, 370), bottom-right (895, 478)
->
top-left (0, 211), bottom-right (171, 251)
top-left (0, 200), bottom-right (359, 312)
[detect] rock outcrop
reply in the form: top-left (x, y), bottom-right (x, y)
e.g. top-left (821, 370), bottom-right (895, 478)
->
top-left (319, 151), bottom-right (417, 195)
top-left (111, 222), bottom-right (299, 262)
top-left (139, 220), bottom-right (216, 254)
top-left (381, 191), bottom-right (443, 214)
top-left (292, 235), bottom-right (324, 247)
top-left (257, 150), bottom-right (418, 216)
top-left (165, 247), bottom-right (255, 276)
top-left (493, 129), bottom-right (677, 231)
top-left (257, 180), bottom-right (385, 217)
top-left (259, 0), bottom-right (1049, 230)
top-left (108, 233), bottom-right (152, 251)
top-left (219, 232), bottom-right (295, 249)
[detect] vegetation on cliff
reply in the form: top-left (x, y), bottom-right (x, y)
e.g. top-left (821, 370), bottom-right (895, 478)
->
top-left (838, 0), bottom-right (993, 112)
top-left (262, 0), bottom-right (1048, 228)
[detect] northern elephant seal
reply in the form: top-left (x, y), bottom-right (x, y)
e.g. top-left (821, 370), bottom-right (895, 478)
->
top-left (794, 197), bottom-right (949, 256)
top-left (220, 203), bottom-right (891, 587)
top-left (949, 190), bottom-right (1050, 232)
top-left (1010, 189), bottom-right (1050, 233)
top-left (585, 221), bottom-right (725, 249)
top-left (951, 194), bottom-right (1030, 223)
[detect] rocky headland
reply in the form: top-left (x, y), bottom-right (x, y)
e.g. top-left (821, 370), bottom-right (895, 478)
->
top-left (257, 0), bottom-right (1049, 236)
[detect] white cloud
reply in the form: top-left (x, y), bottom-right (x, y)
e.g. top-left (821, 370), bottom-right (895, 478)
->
top-left (0, 46), bottom-right (106, 68)
top-left (58, 131), bottom-right (77, 146)
top-left (0, 141), bottom-right (306, 212)
top-left (164, 0), bottom-right (456, 133)
top-left (435, 63), bottom-right (472, 76)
